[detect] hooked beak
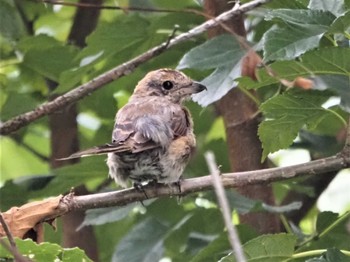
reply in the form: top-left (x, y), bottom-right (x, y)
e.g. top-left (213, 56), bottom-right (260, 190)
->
top-left (192, 81), bottom-right (207, 94)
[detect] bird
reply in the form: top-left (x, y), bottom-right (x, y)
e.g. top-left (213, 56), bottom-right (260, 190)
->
top-left (63, 68), bottom-right (206, 189)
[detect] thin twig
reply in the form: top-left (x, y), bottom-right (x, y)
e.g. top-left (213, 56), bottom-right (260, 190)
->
top-left (165, 24), bottom-right (180, 48)
top-left (0, 213), bottom-right (16, 248)
top-left (0, 0), bottom-right (271, 135)
top-left (204, 151), bottom-right (246, 262)
top-left (0, 213), bottom-right (30, 262)
top-left (37, 0), bottom-right (197, 13)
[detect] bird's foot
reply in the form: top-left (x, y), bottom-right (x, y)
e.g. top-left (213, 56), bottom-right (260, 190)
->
top-left (133, 182), bottom-right (148, 202)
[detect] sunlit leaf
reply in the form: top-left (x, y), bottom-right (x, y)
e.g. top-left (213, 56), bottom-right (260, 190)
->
top-left (221, 233), bottom-right (296, 262)
top-left (263, 9), bottom-right (336, 61)
top-left (258, 90), bottom-right (333, 159)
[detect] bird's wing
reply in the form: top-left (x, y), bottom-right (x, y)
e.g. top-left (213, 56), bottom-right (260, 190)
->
top-left (113, 99), bottom-right (193, 154)
top-left (60, 99), bottom-right (191, 160)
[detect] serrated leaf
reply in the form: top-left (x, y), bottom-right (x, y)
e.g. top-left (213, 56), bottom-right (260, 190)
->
top-left (192, 64), bottom-right (241, 106)
top-left (238, 48), bottom-right (350, 109)
top-left (258, 90), bottom-right (332, 159)
top-left (112, 217), bottom-right (168, 262)
top-left (62, 247), bottom-right (93, 262)
top-left (0, 238), bottom-right (92, 262)
top-left (263, 10), bottom-right (336, 61)
top-left (177, 34), bottom-right (244, 70)
top-left (177, 34), bottom-right (246, 106)
top-left (221, 233), bottom-right (296, 262)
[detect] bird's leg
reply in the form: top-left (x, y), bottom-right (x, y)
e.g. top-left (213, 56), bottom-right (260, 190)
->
top-left (133, 182), bottom-right (148, 200)
top-left (175, 176), bottom-right (183, 204)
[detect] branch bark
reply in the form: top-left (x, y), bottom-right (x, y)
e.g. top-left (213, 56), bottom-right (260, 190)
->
top-left (0, 0), bottom-right (271, 135)
top-left (1, 152), bottom-right (349, 239)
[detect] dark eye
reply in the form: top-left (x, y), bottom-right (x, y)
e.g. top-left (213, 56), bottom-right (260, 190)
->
top-left (162, 81), bottom-right (173, 90)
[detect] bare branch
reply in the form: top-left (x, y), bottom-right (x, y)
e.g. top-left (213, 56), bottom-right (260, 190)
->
top-left (0, 153), bottom-right (349, 237)
top-left (64, 154), bottom-right (348, 212)
top-left (38, 0), bottom-right (197, 13)
top-left (0, 0), bottom-right (271, 135)
top-left (205, 151), bottom-right (246, 262)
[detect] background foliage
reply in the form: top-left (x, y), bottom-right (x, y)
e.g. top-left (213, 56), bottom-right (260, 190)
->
top-left (0, 0), bottom-right (349, 261)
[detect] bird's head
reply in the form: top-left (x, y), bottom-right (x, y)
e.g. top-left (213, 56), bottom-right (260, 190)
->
top-left (132, 69), bottom-right (206, 104)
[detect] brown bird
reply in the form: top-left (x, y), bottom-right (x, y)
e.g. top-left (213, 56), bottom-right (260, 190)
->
top-left (64, 69), bottom-right (206, 188)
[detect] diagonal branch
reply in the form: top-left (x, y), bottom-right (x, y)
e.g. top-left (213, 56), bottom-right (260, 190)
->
top-left (0, 0), bottom-right (271, 135)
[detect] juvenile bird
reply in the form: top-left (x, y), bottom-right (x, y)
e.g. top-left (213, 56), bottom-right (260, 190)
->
top-left (65, 69), bottom-right (206, 188)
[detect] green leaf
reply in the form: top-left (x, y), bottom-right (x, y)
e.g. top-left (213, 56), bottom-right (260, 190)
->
top-left (221, 233), bottom-right (296, 262)
top-left (112, 217), bottom-right (168, 262)
top-left (313, 75), bottom-right (350, 112)
top-left (0, 0), bottom-right (25, 40)
top-left (78, 15), bottom-right (149, 60)
top-left (62, 247), bottom-right (93, 262)
top-left (263, 10), bottom-right (336, 61)
top-left (192, 65), bottom-right (240, 106)
top-left (329, 11), bottom-right (350, 33)
top-left (298, 212), bottom-right (350, 251)
top-left (29, 157), bottom-right (107, 198)
top-left (79, 203), bottom-right (138, 228)
top-left (23, 45), bottom-right (78, 82)
top-left (258, 90), bottom-right (332, 159)
top-left (238, 48), bottom-right (350, 103)
top-left (190, 225), bottom-right (258, 262)
top-left (177, 34), bottom-right (246, 106)
top-left (177, 34), bottom-right (244, 70)
top-left (0, 238), bottom-right (92, 262)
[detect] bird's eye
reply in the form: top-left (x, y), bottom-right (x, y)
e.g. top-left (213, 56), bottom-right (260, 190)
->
top-left (162, 81), bottom-right (173, 90)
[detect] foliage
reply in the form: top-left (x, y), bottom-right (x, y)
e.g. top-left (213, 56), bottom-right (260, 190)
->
top-left (0, 238), bottom-right (92, 261)
top-left (0, 0), bottom-right (349, 261)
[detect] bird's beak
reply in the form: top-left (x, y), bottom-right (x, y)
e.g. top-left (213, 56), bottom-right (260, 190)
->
top-left (192, 82), bottom-right (207, 94)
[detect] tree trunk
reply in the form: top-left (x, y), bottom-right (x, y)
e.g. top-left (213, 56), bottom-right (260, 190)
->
top-left (204, 0), bottom-right (280, 233)
top-left (49, 0), bottom-right (102, 260)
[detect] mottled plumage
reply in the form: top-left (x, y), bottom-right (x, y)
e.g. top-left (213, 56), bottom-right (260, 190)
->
top-left (64, 69), bottom-right (206, 188)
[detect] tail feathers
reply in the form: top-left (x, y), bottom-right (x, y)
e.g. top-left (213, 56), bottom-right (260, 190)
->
top-left (58, 144), bottom-right (128, 160)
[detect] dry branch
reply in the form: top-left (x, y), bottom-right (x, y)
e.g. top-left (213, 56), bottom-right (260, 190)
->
top-left (1, 152), bottom-right (349, 239)
top-left (0, 0), bottom-right (271, 135)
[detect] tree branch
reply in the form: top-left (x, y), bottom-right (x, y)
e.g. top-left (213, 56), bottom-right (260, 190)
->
top-left (0, 0), bottom-right (271, 135)
top-left (59, 154), bottom-right (348, 213)
top-left (1, 153), bottom-right (349, 238)
top-left (205, 151), bottom-right (246, 262)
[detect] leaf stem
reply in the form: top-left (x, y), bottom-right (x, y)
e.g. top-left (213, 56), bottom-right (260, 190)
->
top-left (319, 211), bottom-right (350, 239)
top-left (280, 214), bottom-right (293, 234)
top-left (290, 249), bottom-right (350, 260)
top-left (324, 34), bottom-right (338, 46)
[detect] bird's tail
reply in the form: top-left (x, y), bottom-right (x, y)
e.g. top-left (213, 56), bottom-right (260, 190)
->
top-left (57, 144), bottom-right (128, 160)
